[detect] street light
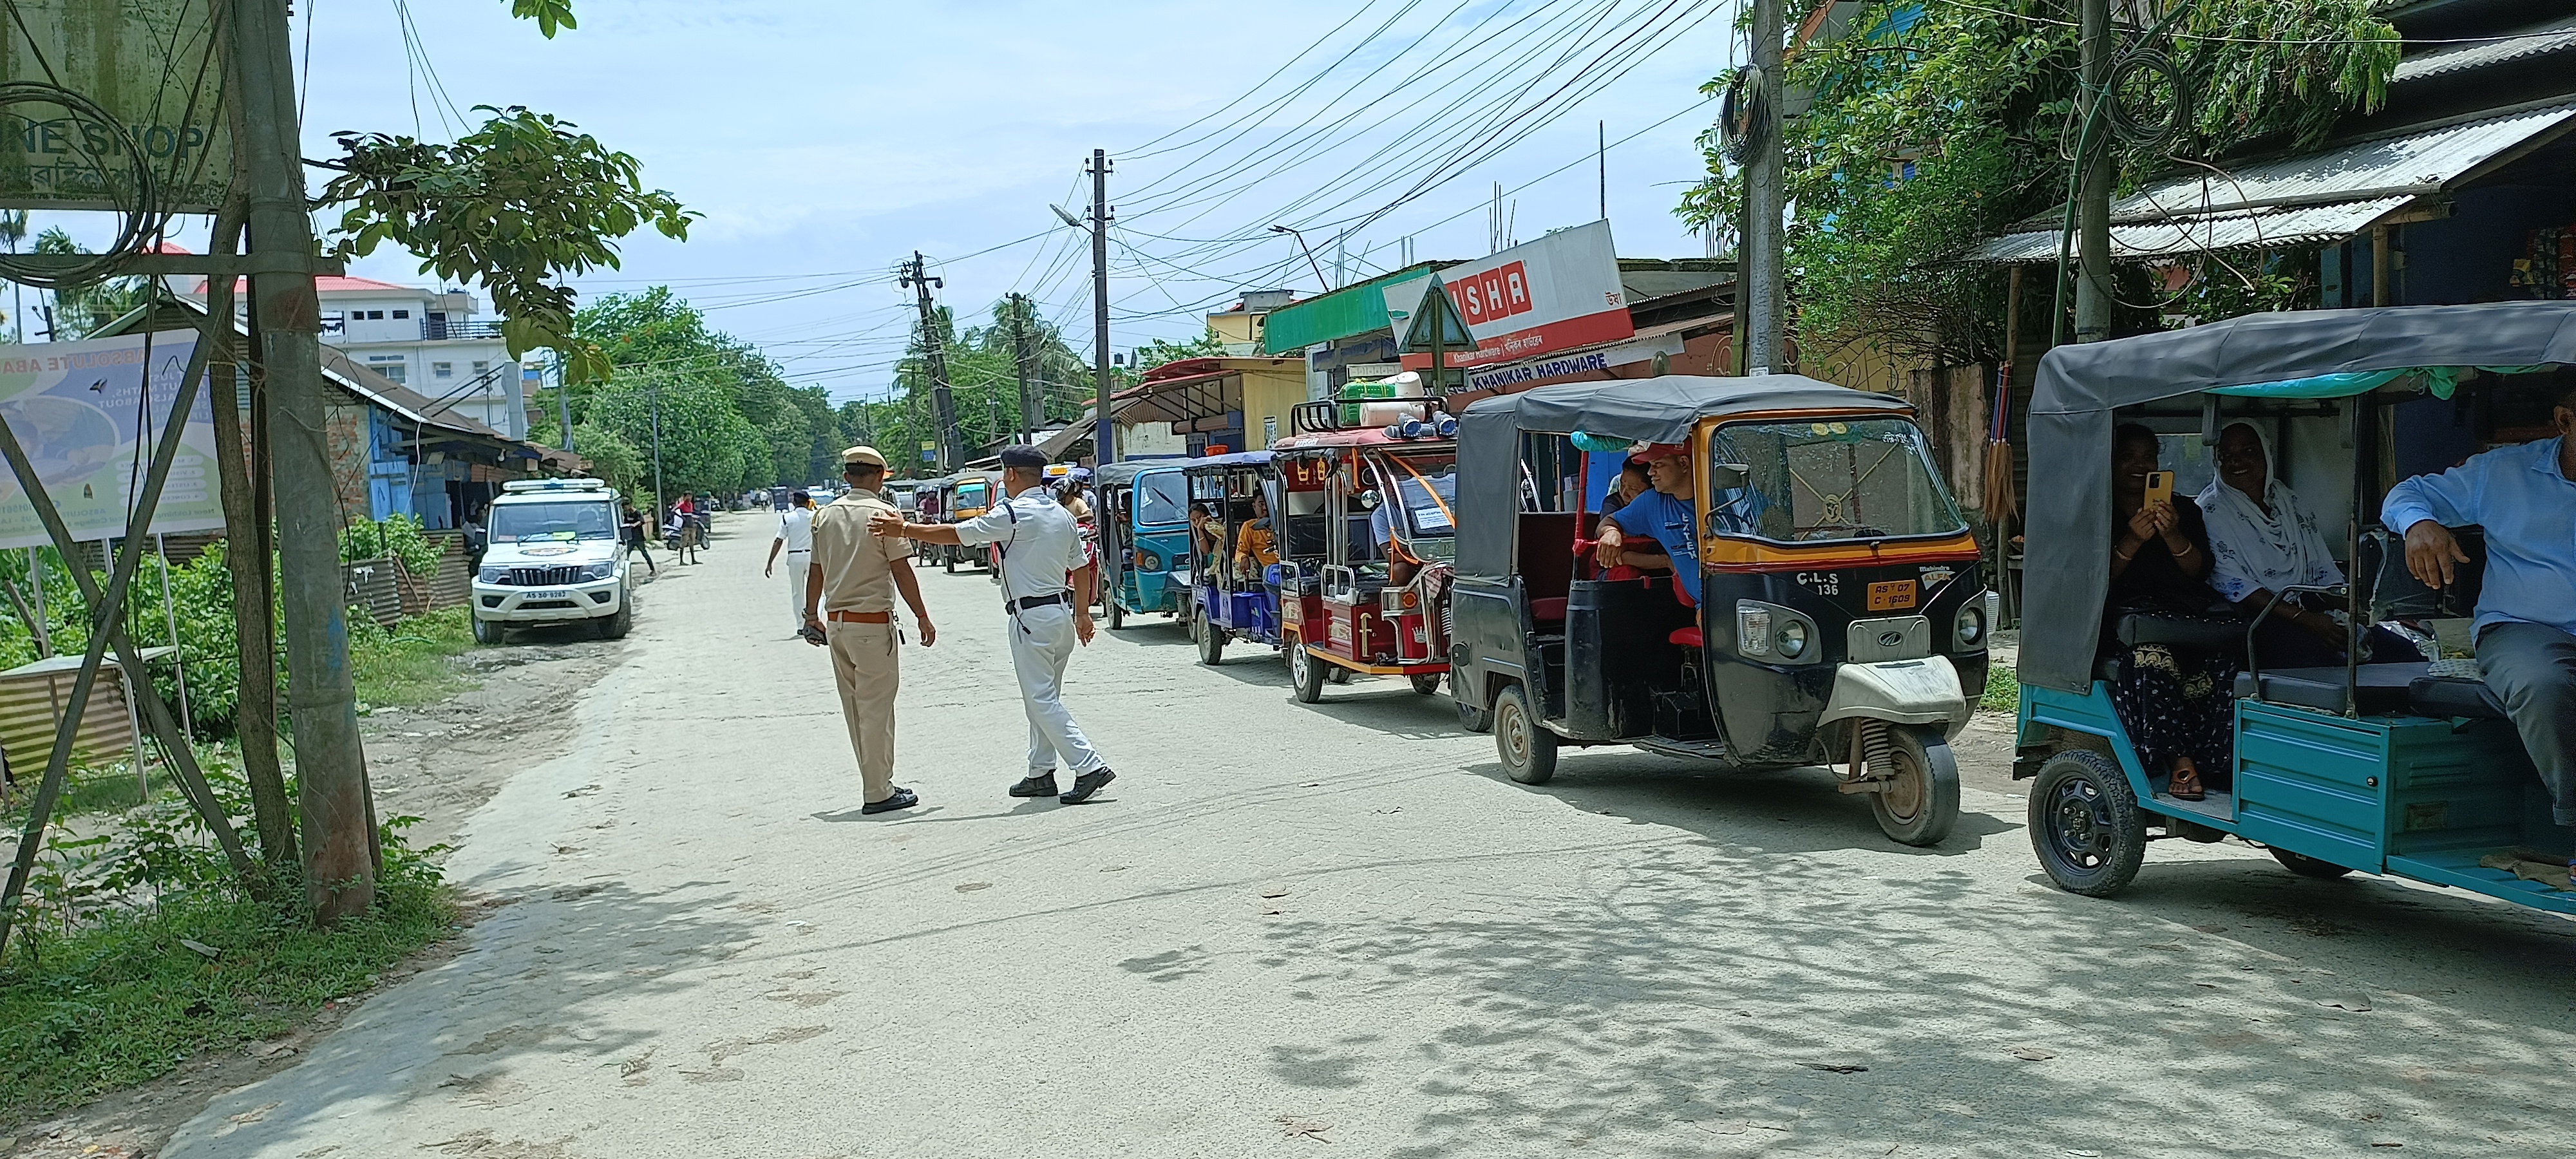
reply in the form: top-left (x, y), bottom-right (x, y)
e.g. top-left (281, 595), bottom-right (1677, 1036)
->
top-left (1270, 224), bottom-right (1330, 291)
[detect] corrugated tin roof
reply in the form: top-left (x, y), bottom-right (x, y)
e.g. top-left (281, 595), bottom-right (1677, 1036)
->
top-left (1258, 261), bottom-right (1451, 355)
top-left (1971, 197), bottom-right (2416, 262)
top-left (2394, 12), bottom-right (2576, 84)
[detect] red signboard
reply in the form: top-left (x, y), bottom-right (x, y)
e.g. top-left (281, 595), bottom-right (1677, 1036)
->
top-left (1386, 220), bottom-right (1632, 370)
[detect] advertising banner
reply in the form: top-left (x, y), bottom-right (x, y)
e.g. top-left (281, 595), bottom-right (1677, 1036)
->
top-left (0, 332), bottom-right (223, 549)
top-left (1385, 220), bottom-right (1633, 370)
top-left (0, 0), bottom-right (232, 212)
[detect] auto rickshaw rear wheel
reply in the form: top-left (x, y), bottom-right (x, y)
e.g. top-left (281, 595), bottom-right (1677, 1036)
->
top-left (1410, 673), bottom-right (1441, 695)
top-left (1493, 683), bottom-right (1557, 785)
top-left (1198, 617), bottom-right (1225, 665)
top-left (1289, 640), bottom-right (1327, 703)
top-left (2268, 847), bottom-right (2355, 879)
top-left (1107, 600), bottom-right (1126, 630)
top-left (1868, 724), bottom-right (1960, 847)
top-left (2028, 749), bottom-right (2147, 897)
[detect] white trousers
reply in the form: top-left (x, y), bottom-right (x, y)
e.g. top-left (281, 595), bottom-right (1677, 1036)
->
top-left (785, 549), bottom-right (811, 630)
top-left (1008, 604), bottom-right (1107, 777)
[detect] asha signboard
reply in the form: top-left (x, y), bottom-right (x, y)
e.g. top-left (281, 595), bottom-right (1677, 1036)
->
top-left (1383, 220), bottom-right (1631, 370)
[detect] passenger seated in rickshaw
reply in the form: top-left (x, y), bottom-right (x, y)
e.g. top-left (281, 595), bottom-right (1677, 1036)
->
top-left (2105, 423), bottom-right (2233, 802)
top-left (1591, 444), bottom-right (1700, 604)
top-left (2382, 380), bottom-right (2576, 868)
top-left (1234, 491), bottom-right (1280, 584)
top-left (1189, 503), bottom-right (1225, 569)
top-left (1601, 459), bottom-right (1651, 518)
top-left (2200, 422), bottom-right (2421, 670)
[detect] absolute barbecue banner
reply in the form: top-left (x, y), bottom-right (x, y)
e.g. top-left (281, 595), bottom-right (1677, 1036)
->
top-left (0, 332), bottom-right (224, 549)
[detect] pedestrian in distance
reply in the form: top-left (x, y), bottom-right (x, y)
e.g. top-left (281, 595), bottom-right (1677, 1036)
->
top-left (805, 446), bottom-right (937, 816)
top-left (767, 490), bottom-right (817, 637)
top-left (871, 444), bottom-right (1119, 805)
top-left (665, 504), bottom-right (700, 565)
top-left (621, 500), bottom-right (658, 576)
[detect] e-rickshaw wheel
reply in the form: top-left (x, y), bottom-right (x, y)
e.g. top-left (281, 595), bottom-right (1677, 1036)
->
top-left (1197, 617), bottom-right (1226, 666)
top-left (1289, 640), bottom-right (1327, 703)
top-left (1868, 724), bottom-right (1961, 848)
top-left (1410, 673), bottom-right (1442, 695)
top-left (944, 555), bottom-right (956, 574)
top-left (2268, 847), bottom-right (2355, 880)
top-left (1107, 600), bottom-right (1126, 631)
top-left (1493, 683), bottom-right (1557, 785)
top-left (2027, 750), bottom-right (2148, 897)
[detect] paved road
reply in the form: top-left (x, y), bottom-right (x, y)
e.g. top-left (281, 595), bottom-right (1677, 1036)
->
top-left (170, 519), bottom-right (2575, 1158)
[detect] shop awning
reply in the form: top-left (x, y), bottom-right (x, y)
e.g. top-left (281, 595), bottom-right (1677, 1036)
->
top-left (1258, 261), bottom-right (1448, 354)
top-left (1969, 100), bottom-right (2576, 262)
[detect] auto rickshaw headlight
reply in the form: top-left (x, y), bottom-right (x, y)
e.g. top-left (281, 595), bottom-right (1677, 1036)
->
top-left (1956, 594), bottom-right (1993, 649)
top-left (1137, 551), bottom-right (1162, 572)
top-left (1776, 619), bottom-right (1810, 659)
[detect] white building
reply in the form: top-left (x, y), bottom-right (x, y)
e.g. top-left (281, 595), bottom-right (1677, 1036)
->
top-left (189, 273), bottom-right (529, 440)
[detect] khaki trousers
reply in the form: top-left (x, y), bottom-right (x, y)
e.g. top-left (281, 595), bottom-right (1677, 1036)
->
top-left (828, 620), bottom-right (900, 802)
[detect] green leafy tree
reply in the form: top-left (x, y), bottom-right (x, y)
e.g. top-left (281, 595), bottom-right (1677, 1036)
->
top-left (32, 229), bottom-right (150, 341)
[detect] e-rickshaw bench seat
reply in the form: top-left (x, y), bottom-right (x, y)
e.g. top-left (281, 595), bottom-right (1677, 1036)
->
top-left (2234, 664), bottom-right (2423, 715)
top-left (1530, 597), bottom-right (1569, 623)
top-left (2406, 674), bottom-right (2510, 721)
top-left (2112, 612), bottom-right (2246, 652)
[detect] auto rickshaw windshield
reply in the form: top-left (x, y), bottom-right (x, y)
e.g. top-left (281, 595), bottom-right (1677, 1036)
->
top-left (1712, 417), bottom-right (1965, 544)
top-left (1376, 449), bottom-right (1459, 548)
top-left (1133, 472), bottom-right (1190, 527)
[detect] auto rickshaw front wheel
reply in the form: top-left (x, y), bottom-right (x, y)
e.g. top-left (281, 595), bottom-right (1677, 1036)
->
top-left (2028, 750), bottom-right (2148, 897)
top-left (1493, 683), bottom-right (1558, 785)
top-left (1197, 617), bottom-right (1225, 666)
top-left (1107, 600), bottom-right (1126, 630)
top-left (1868, 724), bottom-right (1960, 847)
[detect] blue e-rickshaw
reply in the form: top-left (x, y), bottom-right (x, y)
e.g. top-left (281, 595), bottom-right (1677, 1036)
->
top-left (1095, 461), bottom-right (1193, 630)
top-left (1179, 451), bottom-right (1285, 664)
top-left (2014, 302), bottom-right (2574, 914)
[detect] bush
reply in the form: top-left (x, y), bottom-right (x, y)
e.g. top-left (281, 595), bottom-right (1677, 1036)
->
top-left (338, 514), bottom-right (441, 579)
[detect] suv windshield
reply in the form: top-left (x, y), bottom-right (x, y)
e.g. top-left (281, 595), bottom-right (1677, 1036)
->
top-left (491, 500), bottom-right (617, 543)
top-left (1712, 419), bottom-right (1964, 543)
top-left (1134, 472), bottom-right (1188, 527)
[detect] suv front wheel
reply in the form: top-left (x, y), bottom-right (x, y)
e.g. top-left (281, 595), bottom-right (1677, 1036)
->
top-left (597, 589), bottom-right (634, 640)
top-left (472, 614), bottom-right (504, 646)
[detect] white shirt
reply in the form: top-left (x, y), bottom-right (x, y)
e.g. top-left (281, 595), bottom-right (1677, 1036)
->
top-left (953, 487), bottom-right (1086, 602)
top-left (777, 507), bottom-right (815, 553)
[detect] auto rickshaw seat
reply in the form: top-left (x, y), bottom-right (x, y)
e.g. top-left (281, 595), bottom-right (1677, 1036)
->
top-left (1530, 598), bottom-right (1569, 623)
top-left (2233, 663), bottom-right (2427, 715)
top-left (2407, 674), bottom-right (2510, 720)
top-left (1670, 626), bottom-right (1703, 648)
top-left (2112, 612), bottom-right (2245, 654)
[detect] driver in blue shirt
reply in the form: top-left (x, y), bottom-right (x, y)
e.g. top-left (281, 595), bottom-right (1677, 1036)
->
top-left (1595, 444), bottom-right (1703, 603)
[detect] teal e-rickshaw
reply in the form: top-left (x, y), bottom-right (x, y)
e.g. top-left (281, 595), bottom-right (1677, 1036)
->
top-left (1095, 461), bottom-right (1193, 630)
top-left (2016, 301), bottom-right (2574, 914)
top-left (1179, 450), bottom-right (1284, 664)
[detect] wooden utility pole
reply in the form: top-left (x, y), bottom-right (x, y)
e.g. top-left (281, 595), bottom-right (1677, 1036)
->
top-left (1743, 0), bottom-right (1786, 374)
top-left (227, 0), bottom-right (376, 920)
top-left (900, 253), bottom-right (960, 470)
top-left (2074, 0), bottom-right (2114, 344)
top-left (1088, 149), bottom-right (1115, 465)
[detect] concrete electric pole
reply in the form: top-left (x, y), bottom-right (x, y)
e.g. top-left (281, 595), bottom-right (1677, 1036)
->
top-left (1010, 292), bottom-right (1037, 444)
top-left (1088, 149), bottom-right (1115, 466)
top-left (1743, 0), bottom-right (1787, 375)
top-left (226, 0), bottom-right (375, 921)
top-left (900, 253), bottom-right (961, 471)
top-left (2073, 0), bottom-right (2115, 344)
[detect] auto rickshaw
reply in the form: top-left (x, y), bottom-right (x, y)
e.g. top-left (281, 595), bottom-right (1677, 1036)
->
top-left (1179, 450), bottom-right (1285, 664)
top-left (934, 470), bottom-right (999, 572)
top-left (884, 478), bottom-right (923, 516)
top-left (2016, 302), bottom-right (2574, 914)
top-left (1271, 403), bottom-right (1459, 705)
top-left (1094, 460), bottom-right (1193, 630)
top-left (1448, 375), bottom-right (1991, 847)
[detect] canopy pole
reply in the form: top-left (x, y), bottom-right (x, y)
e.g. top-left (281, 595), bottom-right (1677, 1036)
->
top-left (157, 534), bottom-right (193, 740)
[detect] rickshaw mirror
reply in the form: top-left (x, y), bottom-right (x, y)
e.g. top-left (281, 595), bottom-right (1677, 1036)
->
top-left (1710, 462), bottom-right (1751, 490)
top-left (1357, 489), bottom-right (1381, 510)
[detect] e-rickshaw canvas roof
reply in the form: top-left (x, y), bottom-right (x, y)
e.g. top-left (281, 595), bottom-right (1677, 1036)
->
top-left (1094, 460), bottom-right (1187, 490)
top-left (1454, 374), bottom-right (1915, 580)
top-left (2020, 301), bottom-right (2576, 694)
top-left (1178, 450), bottom-right (1274, 473)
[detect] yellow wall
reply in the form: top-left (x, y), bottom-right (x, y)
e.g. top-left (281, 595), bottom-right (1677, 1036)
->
top-left (1209, 310), bottom-right (1265, 346)
top-left (1238, 362), bottom-right (1307, 449)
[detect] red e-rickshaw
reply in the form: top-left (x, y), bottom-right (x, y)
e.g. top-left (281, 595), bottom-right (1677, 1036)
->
top-left (1271, 402), bottom-right (1461, 705)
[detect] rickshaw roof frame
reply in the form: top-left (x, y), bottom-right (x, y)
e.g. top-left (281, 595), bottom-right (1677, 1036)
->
top-left (1452, 373), bottom-right (1918, 580)
top-left (1178, 449), bottom-right (1276, 473)
top-left (2020, 300), bottom-right (2576, 695)
top-left (1094, 460), bottom-right (1189, 490)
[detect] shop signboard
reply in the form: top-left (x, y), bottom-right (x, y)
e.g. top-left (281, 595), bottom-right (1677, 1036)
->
top-left (0, 0), bottom-right (232, 212)
top-left (1384, 220), bottom-right (1632, 370)
top-left (0, 332), bottom-right (223, 549)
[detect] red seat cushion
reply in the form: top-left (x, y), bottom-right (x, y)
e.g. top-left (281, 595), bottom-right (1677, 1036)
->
top-left (1669, 626), bottom-right (1703, 648)
top-left (1530, 597), bottom-right (1569, 621)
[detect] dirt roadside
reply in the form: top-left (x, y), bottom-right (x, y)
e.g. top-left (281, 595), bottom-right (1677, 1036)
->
top-left (0, 602), bottom-right (644, 1159)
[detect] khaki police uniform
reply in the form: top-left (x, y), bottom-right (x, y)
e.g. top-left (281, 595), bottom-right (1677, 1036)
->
top-left (810, 477), bottom-right (911, 802)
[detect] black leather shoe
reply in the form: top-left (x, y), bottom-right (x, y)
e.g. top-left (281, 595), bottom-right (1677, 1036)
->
top-left (860, 787), bottom-right (919, 815)
top-left (1008, 773), bottom-right (1059, 798)
top-left (1059, 768), bottom-right (1115, 804)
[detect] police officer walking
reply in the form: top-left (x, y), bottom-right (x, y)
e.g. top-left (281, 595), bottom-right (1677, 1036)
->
top-left (766, 489), bottom-right (817, 637)
top-left (804, 447), bottom-right (937, 815)
top-left (871, 444), bottom-right (1117, 805)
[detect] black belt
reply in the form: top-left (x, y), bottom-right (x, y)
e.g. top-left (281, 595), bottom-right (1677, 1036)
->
top-left (1007, 592), bottom-right (1072, 614)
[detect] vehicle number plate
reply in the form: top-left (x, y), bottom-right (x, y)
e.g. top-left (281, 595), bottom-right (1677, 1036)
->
top-left (527, 589), bottom-right (570, 600)
top-left (1866, 580), bottom-right (1917, 611)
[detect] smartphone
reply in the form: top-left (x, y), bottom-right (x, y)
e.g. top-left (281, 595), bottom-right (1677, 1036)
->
top-left (2143, 470), bottom-right (2174, 509)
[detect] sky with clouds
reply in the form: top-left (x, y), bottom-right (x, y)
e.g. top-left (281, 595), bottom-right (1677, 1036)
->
top-left (71, 0), bottom-right (1747, 403)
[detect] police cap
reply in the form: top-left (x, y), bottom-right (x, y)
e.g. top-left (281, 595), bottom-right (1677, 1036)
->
top-left (997, 444), bottom-right (1049, 469)
top-left (840, 445), bottom-right (887, 469)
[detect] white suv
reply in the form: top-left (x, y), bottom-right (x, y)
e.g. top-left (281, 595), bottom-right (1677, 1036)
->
top-left (471, 478), bottom-right (632, 644)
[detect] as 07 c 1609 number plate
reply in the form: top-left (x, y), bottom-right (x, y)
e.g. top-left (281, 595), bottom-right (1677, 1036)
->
top-left (1866, 580), bottom-right (1918, 611)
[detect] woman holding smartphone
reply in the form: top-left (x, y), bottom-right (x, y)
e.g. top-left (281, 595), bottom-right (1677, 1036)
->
top-left (2104, 423), bottom-right (2231, 802)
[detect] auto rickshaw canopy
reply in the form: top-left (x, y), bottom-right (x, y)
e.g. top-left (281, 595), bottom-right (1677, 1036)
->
top-left (1454, 373), bottom-right (1915, 581)
top-left (2020, 300), bottom-right (2576, 695)
top-left (1179, 450), bottom-right (1274, 472)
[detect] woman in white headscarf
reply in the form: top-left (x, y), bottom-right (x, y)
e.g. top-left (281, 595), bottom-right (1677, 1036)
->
top-left (2199, 422), bottom-right (2418, 668)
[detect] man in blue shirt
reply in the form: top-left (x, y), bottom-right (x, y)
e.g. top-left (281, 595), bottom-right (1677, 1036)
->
top-left (1596, 445), bottom-right (1703, 603)
top-left (2383, 382), bottom-right (2576, 853)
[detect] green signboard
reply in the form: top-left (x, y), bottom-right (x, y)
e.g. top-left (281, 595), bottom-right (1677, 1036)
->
top-left (0, 0), bottom-right (232, 213)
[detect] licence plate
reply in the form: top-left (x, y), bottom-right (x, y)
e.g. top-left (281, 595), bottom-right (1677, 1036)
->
top-left (1866, 580), bottom-right (1918, 611)
top-left (527, 589), bottom-right (570, 600)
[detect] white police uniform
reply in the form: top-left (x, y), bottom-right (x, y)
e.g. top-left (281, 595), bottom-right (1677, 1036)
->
top-left (777, 504), bottom-right (815, 632)
top-left (951, 484), bottom-right (1110, 782)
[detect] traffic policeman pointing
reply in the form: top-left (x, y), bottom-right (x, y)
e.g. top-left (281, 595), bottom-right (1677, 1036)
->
top-left (805, 446), bottom-right (937, 815)
top-left (871, 444), bottom-right (1118, 805)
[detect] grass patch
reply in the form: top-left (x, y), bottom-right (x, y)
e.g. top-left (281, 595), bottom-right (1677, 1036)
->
top-left (1, 766), bottom-right (156, 829)
top-left (0, 872), bottom-right (455, 1129)
top-left (1980, 659), bottom-right (2020, 713)
top-left (350, 607), bottom-right (478, 709)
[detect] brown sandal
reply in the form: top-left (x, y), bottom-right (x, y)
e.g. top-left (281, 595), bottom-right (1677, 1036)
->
top-left (2168, 762), bottom-right (2206, 802)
